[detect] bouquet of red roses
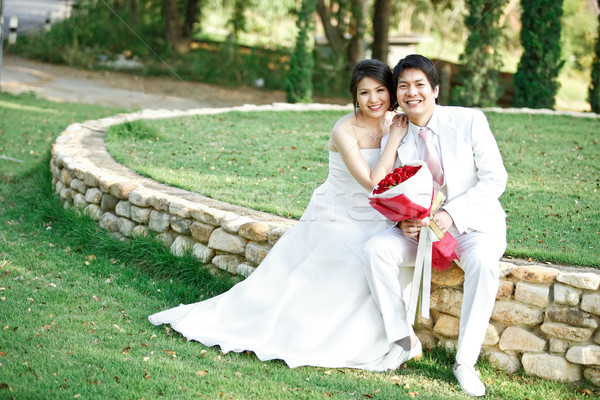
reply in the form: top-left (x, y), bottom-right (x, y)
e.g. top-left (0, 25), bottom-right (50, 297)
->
top-left (369, 161), bottom-right (459, 322)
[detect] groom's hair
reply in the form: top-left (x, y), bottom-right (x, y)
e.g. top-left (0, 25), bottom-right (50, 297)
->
top-left (392, 54), bottom-right (440, 90)
top-left (349, 59), bottom-right (398, 111)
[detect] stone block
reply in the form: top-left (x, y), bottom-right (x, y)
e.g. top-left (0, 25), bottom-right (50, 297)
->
top-left (245, 242), bottom-right (272, 265)
top-left (70, 178), bottom-right (87, 194)
top-left (131, 206), bottom-right (151, 224)
top-left (171, 236), bottom-right (195, 257)
top-left (189, 204), bottom-right (226, 226)
top-left (148, 193), bottom-right (171, 211)
top-left (83, 170), bottom-right (99, 187)
top-left (83, 204), bottom-right (102, 221)
top-left (171, 216), bottom-right (192, 235)
top-left (433, 313), bottom-right (460, 338)
top-left (190, 221), bottom-right (216, 244)
top-left (431, 262), bottom-right (464, 287)
top-left (549, 338), bottom-right (569, 354)
top-left (514, 281), bottom-right (550, 307)
top-left (98, 176), bottom-right (118, 193)
top-left (415, 330), bottom-right (437, 350)
top-left (584, 367), bottom-right (600, 386)
top-left (541, 322), bottom-right (593, 342)
top-left (110, 181), bottom-right (140, 200)
top-left (498, 261), bottom-right (515, 277)
top-left (545, 305), bottom-right (597, 329)
top-left (117, 217), bottom-right (136, 237)
top-left (157, 231), bottom-right (176, 247)
top-left (221, 214), bottom-right (254, 234)
top-left (557, 271), bottom-right (600, 291)
top-left (73, 193), bottom-right (87, 209)
top-left (566, 345), bottom-right (600, 365)
top-left (554, 283), bottom-right (582, 306)
top-left (496, 280), bottom-right (514, 300)
top-left (483, 324), bottom-right (500, 346)
top-left (511, 265), bottom-right (559, 283)
top-left (60, 168), bottom-right (72, 186)
top-left (521, 353), bottom-right (582, 382)
top-left (581, 293), bottom-right (600, 316)
top-left (128, 188), bottom-right (151, 207)
top-left (236, 263), bottom-right (256, 278)
top-left (85, 188), bottom-right (102, 204)
top-left (239, 222), bottom-right (270, 242)
top-left (491, 300), bottom-right (544, 325)
top-left (101, 194), bottom-right (119, 212)
top-left (499, 326), bottom-right (546, 352)
top-left (132, 225), bottom-right (150, 237)
top-left (212, 255), bottom-right (243, 274)
top-left (169, 200), bottom-right (192, 218)
top-left (148, 210), bottom-right (171, 233)
top-left (268, 225), bottom-right (290, 245)
top-left (208, 228), bottom-right (248, 255)
top-left (115, 201), bottom-right (132, 218)
top-left (430, 288), bottom-right (463, 318)
top-left (99, 212), bottom-right (119, 232)
top-left (192, 242), bottom-right (215, 264)
top-left (485, 350), bottom-right (520, 373)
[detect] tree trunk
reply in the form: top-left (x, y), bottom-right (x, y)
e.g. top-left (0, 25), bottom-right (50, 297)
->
top-left (183, 0), bottom-right (200, 38)
top-left (316, 0), bottom-right (344, 58)
top-left (162, 0), bottom-right (189, 52)
top-left (372, 0), bottom-right (392, 63)
top-left (130, 0), bottom-right (138, 26)
top-left (346, 0), bottom-right (367, 66)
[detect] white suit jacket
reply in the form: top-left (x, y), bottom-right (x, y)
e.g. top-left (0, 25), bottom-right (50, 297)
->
top-left (382, 105), bottom-right (507, 235)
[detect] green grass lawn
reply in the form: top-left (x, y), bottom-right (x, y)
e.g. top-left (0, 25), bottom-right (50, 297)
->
top-left (106, 110), bottom-right (600, 268)
top-left (1, 93), bottom-right (599, 399)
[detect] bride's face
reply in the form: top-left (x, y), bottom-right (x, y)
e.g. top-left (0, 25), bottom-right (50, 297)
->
top-left (356, 77), bottom-right (390, 121)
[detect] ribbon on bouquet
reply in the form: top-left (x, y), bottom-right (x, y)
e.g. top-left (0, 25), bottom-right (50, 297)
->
top-left (407, 191), bottom-right (446, 326)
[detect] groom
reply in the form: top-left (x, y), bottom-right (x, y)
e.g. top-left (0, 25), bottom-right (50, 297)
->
top-left (364, 54), bottom-right (507, 397)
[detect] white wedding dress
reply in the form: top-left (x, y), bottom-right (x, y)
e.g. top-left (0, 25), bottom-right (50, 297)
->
top-left (149, 149), bottom-right (403, 370)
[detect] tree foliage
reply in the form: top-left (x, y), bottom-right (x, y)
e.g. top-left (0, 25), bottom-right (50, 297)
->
top-left (450, 0), bottom-right (507, 107)
top-left (589, 0), bottom-right (600, 113)
top-left (316, 0), bottom-right (368, 69)
top-left (286, 0), bottom-right (317, 103)
top-left (513, 0), bottom-right (565, 109)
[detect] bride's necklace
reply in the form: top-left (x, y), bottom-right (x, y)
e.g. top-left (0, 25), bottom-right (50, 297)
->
top-left (358, 111), bottom-right (384, 142)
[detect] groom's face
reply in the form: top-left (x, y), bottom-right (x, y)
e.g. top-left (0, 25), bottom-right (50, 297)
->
top-left (396, 68), bottom-right (439, 126)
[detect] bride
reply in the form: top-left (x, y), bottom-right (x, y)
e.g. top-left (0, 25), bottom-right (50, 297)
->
top-left (149, 59), bottom-right (418, 371)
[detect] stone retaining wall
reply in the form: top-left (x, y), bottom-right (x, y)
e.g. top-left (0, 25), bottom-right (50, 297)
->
top-left (50, 104), bottom-right (600, 385)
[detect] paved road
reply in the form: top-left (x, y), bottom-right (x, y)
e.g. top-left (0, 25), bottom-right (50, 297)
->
top-left (0, 54), bottom-right (299, 110)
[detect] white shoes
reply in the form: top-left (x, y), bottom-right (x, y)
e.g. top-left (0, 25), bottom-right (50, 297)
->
top-left (374, 338), bottom-right (422, 372)
top-left (453, 363), bottom-right (486, 397)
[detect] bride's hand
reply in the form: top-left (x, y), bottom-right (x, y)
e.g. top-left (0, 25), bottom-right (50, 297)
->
top-left (392, 112), bottom-right (409, 128)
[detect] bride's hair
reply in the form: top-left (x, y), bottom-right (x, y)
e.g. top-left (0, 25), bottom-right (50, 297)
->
top-left (349, 59), bottom-right (398, 112)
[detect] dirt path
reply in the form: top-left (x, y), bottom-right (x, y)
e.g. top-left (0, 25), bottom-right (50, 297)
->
top-left (1, 54), bottom-right (349, 109)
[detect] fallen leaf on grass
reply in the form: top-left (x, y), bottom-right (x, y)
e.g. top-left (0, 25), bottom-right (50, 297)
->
top-left (197, 370), bottom-right (208, 377)
top-left (143, 369), bottom-right (151, 380)
top-left (0, 383), bottom-right (10, 391)
top-left (0, 352), bottom-right (6, 357)
top-left (235, 372), bottom-right (243, 378)
top-left (408, 391), bottom-right (419, 398)
top-left (323, 370), bottom-right (332, 375)
top-left (122, 346), bottom-right (131, 354)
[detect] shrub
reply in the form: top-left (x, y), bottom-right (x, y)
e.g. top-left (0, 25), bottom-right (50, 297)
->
top-left (451, 0), bottom-right (507, 107)
top-left (513, 0), bottom-right (565, 109)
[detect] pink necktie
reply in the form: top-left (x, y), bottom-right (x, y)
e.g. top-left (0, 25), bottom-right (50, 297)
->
top-left (418, 127), bottom-right (444, 185)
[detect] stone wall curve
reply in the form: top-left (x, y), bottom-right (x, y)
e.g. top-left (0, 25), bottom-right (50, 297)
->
top-left (50, 103), bottom-right (600, 385)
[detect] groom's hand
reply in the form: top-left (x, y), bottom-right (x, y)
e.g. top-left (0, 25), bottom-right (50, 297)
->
top-left (399, 219), bottom-right (428, 238)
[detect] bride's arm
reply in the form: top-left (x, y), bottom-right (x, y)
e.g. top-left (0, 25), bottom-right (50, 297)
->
top-left (330, 122), bottom-right (407, 192)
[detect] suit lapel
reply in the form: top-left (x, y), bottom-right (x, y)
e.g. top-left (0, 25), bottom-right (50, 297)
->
top-left (396, 126), bottom-right (419, 165)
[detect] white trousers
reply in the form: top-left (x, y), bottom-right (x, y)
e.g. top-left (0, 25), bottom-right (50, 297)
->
top-left (364, 225), bottom-right (506, 368)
